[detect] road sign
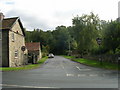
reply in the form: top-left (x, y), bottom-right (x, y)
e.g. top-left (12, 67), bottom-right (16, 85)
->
top-left (21, 46), bottom-right (26, 51)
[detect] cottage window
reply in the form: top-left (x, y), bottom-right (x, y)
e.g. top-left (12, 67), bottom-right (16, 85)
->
top-left (12, 33), bottom-right (14, 41)
top-left (15, 50), bottom-right (18, 58)
top-left (0, 32), bottom-right (2, 40)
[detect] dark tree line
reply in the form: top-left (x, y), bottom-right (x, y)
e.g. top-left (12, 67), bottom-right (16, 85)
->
top-left (25, 12), bottom-right (120, 56)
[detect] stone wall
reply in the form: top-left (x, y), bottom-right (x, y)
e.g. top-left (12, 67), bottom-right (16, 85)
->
top-left (9, 21), bottom-right (28, 67)
top-left (84, 54), bottom-right (119, 64)
top-left (39, 47), bottom-right (42, 60)
top-left (37, 46), bottom-right (42, 62)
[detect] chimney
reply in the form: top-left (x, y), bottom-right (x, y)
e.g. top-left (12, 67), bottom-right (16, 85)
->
top-left (0, 12), bottom-right (5, 21)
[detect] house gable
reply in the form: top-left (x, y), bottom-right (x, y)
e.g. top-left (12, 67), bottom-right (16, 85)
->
top-left (11, 20), bottom-right (24, 36)
top-left (2, 17), bottom-right (25, 36)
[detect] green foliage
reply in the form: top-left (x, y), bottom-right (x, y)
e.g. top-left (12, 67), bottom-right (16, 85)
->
top-left (25, 26), bottom-right (74, 55)
top-left (115, 46), bottom-right (120, 54)
top-left (42, 45), bottom-right (49, 57)
top-left (102, 21), bottom-right (120, 54)
top-left (72, 12), bottom-right (100, 55)
top-left (25, 12), bottom-right (120, 56)
top-left (1, 57), bottom-right (48, 71)
top-left (52, 26), bottom-right (71, 54)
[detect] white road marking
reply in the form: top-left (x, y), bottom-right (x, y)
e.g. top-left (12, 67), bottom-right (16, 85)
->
top-left (84, 69), bottom-right (91, 71)
top-left (76, 66), bottom-right (91, 71)
top-left (78, 74), bottom-right (86, 77)
top-left (0, 84), bottom-right (58, 88)
top-left (66, 74), bottom-right (98, 77)
top-left (89, 74), bottom-right (98, 76)
top-left (66, 74), bottom-right (74, 77)
top-left (76, 66), bottom-right (81, 71)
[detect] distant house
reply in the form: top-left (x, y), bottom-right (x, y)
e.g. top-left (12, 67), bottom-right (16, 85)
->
top-left (25, 42), bottom-right (42, 64)
top-left (0, 13), bottom-right (28, 67)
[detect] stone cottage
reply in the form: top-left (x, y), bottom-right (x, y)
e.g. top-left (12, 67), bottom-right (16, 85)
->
top-left (0, 13), bottom-right (28, 67)
top-left (25, 42), bottom-right (42, 64)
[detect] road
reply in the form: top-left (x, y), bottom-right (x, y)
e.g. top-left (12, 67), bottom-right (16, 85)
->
top-left (2, 56), bottom-right (118, 88)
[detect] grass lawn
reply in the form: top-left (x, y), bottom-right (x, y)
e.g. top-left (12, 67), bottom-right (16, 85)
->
top-left (63, 55), bottom-right (119, 70)
top-left (0, 56), bottom-right (48, 71)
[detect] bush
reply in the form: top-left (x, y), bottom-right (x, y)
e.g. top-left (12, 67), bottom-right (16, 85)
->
top-left (115, 47), bottom-right (120, 54)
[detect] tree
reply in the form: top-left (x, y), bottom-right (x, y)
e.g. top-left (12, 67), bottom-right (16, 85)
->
top-left (25, 12), bottom-right (119, 56)
top-left (72, 12), bottom-right (101, 57)
top-left (52, 26), bottom-right (71, 55)
top-left (102, 20), bottom-right (120, 54)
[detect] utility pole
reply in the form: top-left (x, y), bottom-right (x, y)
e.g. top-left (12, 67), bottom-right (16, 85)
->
top-left (96, 37), bottom-right (102, 65)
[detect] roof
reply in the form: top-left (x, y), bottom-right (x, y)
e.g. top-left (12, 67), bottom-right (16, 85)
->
top-left (1, 17), bottom-right (25, 36)
top-left (25, 42), bottom-right (40, 51)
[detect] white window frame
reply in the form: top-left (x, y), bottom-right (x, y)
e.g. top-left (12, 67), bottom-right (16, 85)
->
top-left (15, 50), bottom-right (18, 58)
top-left (12, 33), bottom-right (15, 42)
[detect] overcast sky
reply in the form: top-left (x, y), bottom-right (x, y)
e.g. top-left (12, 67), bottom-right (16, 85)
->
top-left (0, 0), bottom-right (119, 31)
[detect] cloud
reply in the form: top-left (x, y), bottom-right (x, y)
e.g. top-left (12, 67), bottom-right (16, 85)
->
top-left (0, 0), bottom-right (15, 5)
top-left (5, 1), bottom-right (15, 5)
top-left (6, 9), bottom-right (51, 30)
top-left (0, 0), bottom-right (119, 31)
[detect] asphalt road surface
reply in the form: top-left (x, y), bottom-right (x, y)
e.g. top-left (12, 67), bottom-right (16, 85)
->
top-left (1, 56), bottom-right (119, 88)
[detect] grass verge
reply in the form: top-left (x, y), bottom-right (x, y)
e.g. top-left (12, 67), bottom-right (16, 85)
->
top-left (63, 55), bottom-right (119, 70)
top-left (0, 56), bottom-right (48, 71)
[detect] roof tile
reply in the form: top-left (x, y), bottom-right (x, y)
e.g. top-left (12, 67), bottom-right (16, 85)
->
top-left (1, 17), bottom-right (18, 29)
top-left (25, 42), bottom-right (40, 51)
